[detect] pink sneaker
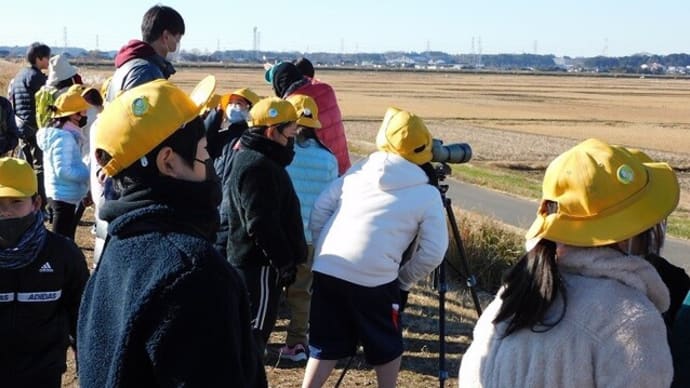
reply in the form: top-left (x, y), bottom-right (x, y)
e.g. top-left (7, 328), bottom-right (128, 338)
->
top-left (279, 343), bottom-right (308, 362)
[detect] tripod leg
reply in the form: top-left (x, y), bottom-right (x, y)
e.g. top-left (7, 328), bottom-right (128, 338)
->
top-left (444, 197), bottom-right (483, 317)
top-left (437, 262), bottom-right (448, 387)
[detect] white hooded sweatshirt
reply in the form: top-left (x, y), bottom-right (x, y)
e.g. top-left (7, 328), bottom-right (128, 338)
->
top-left (310, 152), bottom-right (448, 290)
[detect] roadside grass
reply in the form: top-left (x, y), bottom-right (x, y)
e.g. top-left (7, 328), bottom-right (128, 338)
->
top-left (450, 210), bottom-right (523, 293)
top-left (668, 209), bottom-right (690, 239)
top-left (450, 163), bottom-right (542, 200)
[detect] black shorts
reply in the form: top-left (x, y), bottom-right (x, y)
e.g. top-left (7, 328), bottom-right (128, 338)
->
top-left (308, 272), bottom-right (403, 365)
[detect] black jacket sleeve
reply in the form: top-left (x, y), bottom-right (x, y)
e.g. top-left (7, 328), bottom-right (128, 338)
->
top-left (61, 238), bottom-right (90, 345)
top-left (238, 165), bottom-right (300, 269)
top-left (0, 97), bottom-right (19, 154)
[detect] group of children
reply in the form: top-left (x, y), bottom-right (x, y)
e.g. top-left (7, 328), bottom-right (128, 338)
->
top-left (1, 5), bottom-right (689, 388)
top-left (1, 35), bottom-right (347, 386)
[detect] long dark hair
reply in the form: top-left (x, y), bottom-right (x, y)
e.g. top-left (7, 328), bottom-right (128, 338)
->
top-left (493, 238), bottom-right (568, 337)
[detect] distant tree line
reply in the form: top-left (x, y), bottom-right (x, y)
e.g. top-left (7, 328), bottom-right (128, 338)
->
top-left (584, 53), bottom-right (690, 73)
top-left (2, 45), bottom-right (690, 73)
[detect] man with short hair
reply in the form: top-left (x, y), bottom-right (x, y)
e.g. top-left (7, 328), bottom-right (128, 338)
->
top-left (223, 97), bottom-right (308, 356)
top-left (9, 42), bottom-right (51, 204)
top-left (92, 4), bottom-right (186, 265)
top-left (106, 4), bottom-right (185, 101)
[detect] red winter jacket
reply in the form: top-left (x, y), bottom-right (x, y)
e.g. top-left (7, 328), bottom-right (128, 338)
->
top-left (290, 79), bottom-right (350, 175)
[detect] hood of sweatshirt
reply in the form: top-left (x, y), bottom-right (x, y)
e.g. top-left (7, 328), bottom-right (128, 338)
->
top-left (114, 40), bottom-right (157, 68)
top-left (351, 151), bottom-right (429, 191)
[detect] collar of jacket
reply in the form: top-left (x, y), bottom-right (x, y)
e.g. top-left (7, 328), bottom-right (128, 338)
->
top-left (239, 131), bottom-right (294, 167)
top-left (558, 246), bottom-right (670, 313)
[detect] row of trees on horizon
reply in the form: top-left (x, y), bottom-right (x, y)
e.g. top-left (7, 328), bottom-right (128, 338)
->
top-left (2, 45), bottom-right (690, 74)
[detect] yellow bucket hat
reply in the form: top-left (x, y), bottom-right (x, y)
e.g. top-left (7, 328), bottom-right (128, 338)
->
top-left (375, 107), bottom-right (433, 165)
top-left (286, 94), bottom-right (321, 129)
top-left (223, 88), bottom-right (261, 108)
top-left (0, 158), bottom-right (37, 198)
top-left (52, 84), bottom-right (91, 118)
top-left (247, 97), bottom-right (297, 128)
top-left (525, 138), bottom-right (679, 247)
top-left (95, 76), bottom-right (216, 177)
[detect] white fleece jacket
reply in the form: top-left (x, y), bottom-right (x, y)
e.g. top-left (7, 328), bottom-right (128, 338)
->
top-left (458, 247), bottom-right (673, 388)
top-left (309, 152), bottom-right (448, 289)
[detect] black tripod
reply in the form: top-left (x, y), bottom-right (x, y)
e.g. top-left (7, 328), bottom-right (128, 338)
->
top-left (432, 163), bottom-right (483, 387)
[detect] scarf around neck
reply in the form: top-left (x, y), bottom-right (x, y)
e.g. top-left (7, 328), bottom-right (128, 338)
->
top-left (0, 212), bottom-right (48, 270)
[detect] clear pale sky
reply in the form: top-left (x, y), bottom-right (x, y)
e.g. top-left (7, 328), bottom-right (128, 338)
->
top-left (2, 0), bottom-right (688, 57)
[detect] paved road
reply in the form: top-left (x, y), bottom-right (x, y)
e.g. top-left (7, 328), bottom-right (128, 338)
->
top-left (441, 177), bottom-right (690, 273)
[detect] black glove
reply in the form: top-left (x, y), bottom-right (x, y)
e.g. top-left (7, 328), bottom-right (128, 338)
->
top-left (203, 107), bottom-right (224, 159)
top-left (277, 264), bottom-right (297, 288)
top-left (399, 289), bottom-right (410, 313)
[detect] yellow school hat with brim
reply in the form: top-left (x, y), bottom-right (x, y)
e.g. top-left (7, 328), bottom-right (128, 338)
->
top-left (219, 88), bottom-right (261, 111)
top-left (525, 138), bottom-right (679, 248)
top-left (0, 158), bottom-right (37, 198)
top-left (247, 97), bottom-right (298, 128)
top-left (95, 76), bottom-right (216, 177)
top-left (375, 107), bottom-right (433, 165)
top-left (231, 88), bottom-right (260, 106)
top-left (286, 94), bottom-right (321, 129)
top-left (52, 84), bottom-right (91, 118)
top-left (189, 75), bottom-right (217, 108)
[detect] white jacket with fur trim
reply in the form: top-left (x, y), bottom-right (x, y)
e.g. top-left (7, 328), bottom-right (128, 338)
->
top-left (310, 152), bottom-right (448, 289)
top-left (458, 247), bottom-right (672, 388)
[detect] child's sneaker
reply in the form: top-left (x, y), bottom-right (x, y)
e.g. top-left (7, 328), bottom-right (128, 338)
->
top-left (279, 343), bottom-right (308, 362)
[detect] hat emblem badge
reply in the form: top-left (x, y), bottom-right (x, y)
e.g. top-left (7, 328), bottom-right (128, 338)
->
top-left (268, 108), bottom-right (278, 118)
top-left (132, 97), bottom-right (150, 117)
top-left (617, 164), bottom-right (634, 184)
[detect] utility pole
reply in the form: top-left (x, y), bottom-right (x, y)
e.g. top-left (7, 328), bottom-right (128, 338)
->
top-left (477, 36), bottom-right (482, 67)
top-left (253, 26), bottom-right (258, 60)
top-left (63, 26), bottom-right (68, 53)
top-left (603, 38), bottom-right (609, 57)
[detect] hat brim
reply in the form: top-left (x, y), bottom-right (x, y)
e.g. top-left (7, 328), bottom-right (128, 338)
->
top-left (526, 162), bottom-right (679, 247)
top-left (189, 75), bottom-right (217, 111)
top-left (296, 117), bottom-right (321, 129)
top-left (0, 187), bottom-right (34, 198)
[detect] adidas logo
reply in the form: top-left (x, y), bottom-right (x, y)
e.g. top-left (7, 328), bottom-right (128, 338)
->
top-left (39, 262), bottom-right (53, 273)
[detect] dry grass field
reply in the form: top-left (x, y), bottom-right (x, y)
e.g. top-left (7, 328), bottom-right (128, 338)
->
top-left (1, 59), bottom-right (689, 386)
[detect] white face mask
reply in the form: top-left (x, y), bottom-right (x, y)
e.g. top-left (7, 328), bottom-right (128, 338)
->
top-left (226, 104), bottom-right (248, 123)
